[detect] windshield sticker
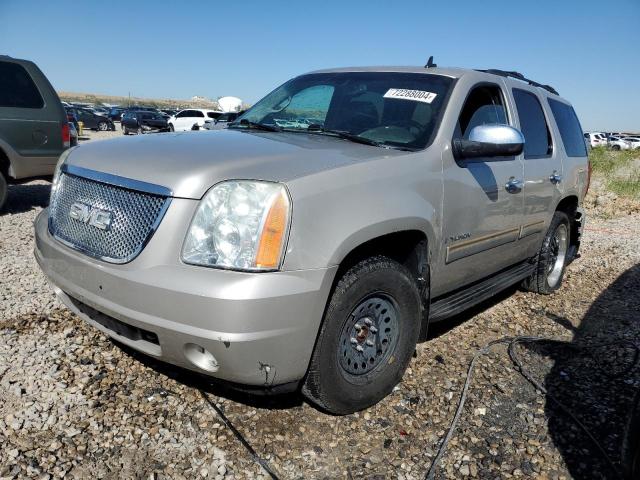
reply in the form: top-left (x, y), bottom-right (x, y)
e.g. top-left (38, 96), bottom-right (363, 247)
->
top-left (383, 88), bottom-right (437, 104)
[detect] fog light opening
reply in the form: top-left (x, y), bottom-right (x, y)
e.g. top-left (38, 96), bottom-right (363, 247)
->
top-left (184, 343), bottom-right (219, 372)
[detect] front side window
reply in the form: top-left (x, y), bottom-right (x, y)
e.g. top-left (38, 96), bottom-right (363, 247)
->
top-left (207, 112), bottom-right (221, 119)
top-left (548, 99), bottom-right (587, 157)
top-left (176, 110), bottom-right (189, 118)
top-left (455, 84), bottom-right (508, 139)
top-left (0, 61), bottom-right (44, 109)
top-left (192, 111), bottom-right (204, 118)
top-left (237, 72), bottom-right (454, 150)
top-left (512, 88), bottom-right (552, 158)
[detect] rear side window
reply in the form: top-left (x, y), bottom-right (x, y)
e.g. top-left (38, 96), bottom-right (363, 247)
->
top-left (512, 89), bottom-right (552, 158)
top-left (0, 61), bottom-right (45, 108)
top-left (548, 99), bottom-right (587, 157)
top-left (207, 112), bottom-right (221, 119)
top-left (192, 111), bottom-right (204, 118)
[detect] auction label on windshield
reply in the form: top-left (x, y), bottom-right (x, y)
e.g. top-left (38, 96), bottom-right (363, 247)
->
top-left (384, 88), bottom-right (437, 104)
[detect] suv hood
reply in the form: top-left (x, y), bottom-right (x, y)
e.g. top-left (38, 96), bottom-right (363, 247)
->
top-left (65, 129), bottom-right (403, 198)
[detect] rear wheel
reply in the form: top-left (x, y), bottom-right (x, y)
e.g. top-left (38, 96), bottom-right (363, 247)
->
top-left (169, 124), bottom-right (175, 132)
top-left (137, 126), bottom-right (143, 135)
top-left (522, 211), bottom-right (570, 294)
top-left (123, 127), bottom-right (129, 135)
top-left (302, 256), bottom-right (421, 414)
top-left (612, 144), bottom-right (621, 151)
top-left (0, 172), bottom-right (7, 212)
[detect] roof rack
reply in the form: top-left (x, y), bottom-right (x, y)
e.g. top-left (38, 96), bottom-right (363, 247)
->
top-left (476, 69), bottom-right (559, 96)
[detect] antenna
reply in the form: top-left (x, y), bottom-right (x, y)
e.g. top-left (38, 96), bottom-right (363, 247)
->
top-left (425, 56), bottom-right (437, 68)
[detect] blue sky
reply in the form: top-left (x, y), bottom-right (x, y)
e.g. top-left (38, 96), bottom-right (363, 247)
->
top-left (1, 0), bottom-right (638, 131)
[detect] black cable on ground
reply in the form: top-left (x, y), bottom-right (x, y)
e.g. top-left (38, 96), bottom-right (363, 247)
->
top-left (200, 390), bottom-right (281, 480)
top-left (424, 336), bottom-right (640, 480)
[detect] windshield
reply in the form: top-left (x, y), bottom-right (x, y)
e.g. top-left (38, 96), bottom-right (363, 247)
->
top-left (235, 72), bottom-right (454, 150)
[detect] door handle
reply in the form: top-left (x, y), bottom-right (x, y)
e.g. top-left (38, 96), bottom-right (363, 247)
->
top-left (549, 171), bottom-right (563, 184)
top-left (505, 177), bottom-right (524, 194)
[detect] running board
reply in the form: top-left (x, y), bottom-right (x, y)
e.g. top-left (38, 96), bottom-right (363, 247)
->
top-left (428, 261), bottom-right (535, 323)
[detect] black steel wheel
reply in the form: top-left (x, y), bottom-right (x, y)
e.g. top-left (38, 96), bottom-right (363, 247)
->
top-left (303, 255), bottom-right (422, 414)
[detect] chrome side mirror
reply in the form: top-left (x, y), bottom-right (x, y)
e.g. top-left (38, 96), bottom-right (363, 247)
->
top-left (453, 124), bottom-right (525, 159)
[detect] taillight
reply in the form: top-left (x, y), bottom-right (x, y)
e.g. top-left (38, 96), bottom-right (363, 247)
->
top-left (62, 122), bottom-right (70, 148)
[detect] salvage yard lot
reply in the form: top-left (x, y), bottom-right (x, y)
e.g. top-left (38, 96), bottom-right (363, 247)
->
top-left (1, 137), bottom-right (639, 479)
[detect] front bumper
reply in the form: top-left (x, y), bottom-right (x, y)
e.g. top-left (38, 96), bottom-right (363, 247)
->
top-left (34, 207), bottom-right (337, 387)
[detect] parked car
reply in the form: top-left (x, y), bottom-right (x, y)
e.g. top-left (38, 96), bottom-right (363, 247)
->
top-left (122, 110), bottom-right (169, 134)
top-left (202, 111), bottom-right (242, 130)
top-left (0, 55), bottom-right (69, 211)
top-left (607, 135), bottom-right (631, 150)
top-left (69, 122), bottom-right (78, 147)
top-left (584, 132), bottom-right (607, 147)
top-left (36, 66), bottom-right (589, 414)
top-left (65, 107), bottom-right (79, 131)
top-left (168, 109), bottom-right (222, 131)
top-left (622, 137), bottom-right (640, 149)
top-left (108, 107), bottom-right (125, 121)
top-left (67, 107), bottom-right (115, 131)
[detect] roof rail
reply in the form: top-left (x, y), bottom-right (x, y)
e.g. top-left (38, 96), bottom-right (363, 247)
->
top-left (476, 69), bottom-right (559, 96)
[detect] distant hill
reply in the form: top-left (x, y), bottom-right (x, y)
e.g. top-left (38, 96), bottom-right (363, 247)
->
top-left (57, 91), bottom-right (221, 110)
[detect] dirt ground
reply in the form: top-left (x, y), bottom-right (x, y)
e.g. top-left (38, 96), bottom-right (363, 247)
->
top-left (1, 135), bottom-right (639, 479)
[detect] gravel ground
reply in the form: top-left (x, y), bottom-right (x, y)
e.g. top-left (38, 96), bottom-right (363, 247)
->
top-left (1, 139), bottom-right (639, 479)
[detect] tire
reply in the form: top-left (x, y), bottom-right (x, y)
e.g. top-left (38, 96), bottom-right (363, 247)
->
top-left (522, 211), bottom-right (570, 294)
top-left (98, 121), bottom-right (108, 131)
top-left (302, 255), bottom-right (422, 414)
top-left (137, 127), bottom-right (143, 135)
top-left (612, 144), bottom-right (621, 151)
top-left (169, 124), bottom-right (174, 132)
top-left (623, 394), bottom-right (640, 480)
top-left (0, 172), bottom-right (7, 212)
top-left (123, 127), bottom-right (129, 135)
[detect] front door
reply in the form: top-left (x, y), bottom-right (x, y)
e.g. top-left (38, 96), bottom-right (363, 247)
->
top-left (438, 82), bottom-right (525, 295)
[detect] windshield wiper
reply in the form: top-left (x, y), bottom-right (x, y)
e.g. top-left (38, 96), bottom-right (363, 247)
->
top-left (229, 119), bottom-right (282, 132)
top-left (306, 124), bottom-right (384, 148)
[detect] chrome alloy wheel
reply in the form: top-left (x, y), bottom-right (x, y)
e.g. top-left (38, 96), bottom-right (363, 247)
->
top-left (547, 223), bottom-right (568, 287)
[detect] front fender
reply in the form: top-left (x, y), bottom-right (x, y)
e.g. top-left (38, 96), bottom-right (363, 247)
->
top-left (282, 155), bottom-right (441, 270)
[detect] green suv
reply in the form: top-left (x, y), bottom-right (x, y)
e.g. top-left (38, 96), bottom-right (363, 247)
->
top-left (0, 55), bottom-right (69, 211)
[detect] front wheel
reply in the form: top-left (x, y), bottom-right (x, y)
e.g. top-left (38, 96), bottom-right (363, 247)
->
top-left (612, 144), bottom-right (621, 151)
top-left (169, 124), bottom-right (175, 132)
top-left (97, 121), bottom-right (108, 131)
top-left (137, 126), bottom-right (143, 135)
top-left (522, 211), bottom-right (570, 294)
top-left (302, 256), bottom-right (422, 414)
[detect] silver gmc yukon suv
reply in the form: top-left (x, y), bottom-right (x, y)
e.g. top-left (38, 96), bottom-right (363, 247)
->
top-left (35, 66), bottom-right (589, 414)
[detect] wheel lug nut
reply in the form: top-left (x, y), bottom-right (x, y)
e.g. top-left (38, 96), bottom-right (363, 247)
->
top-left (366, 340), bottom-right (374, 346)
top-left (364, 318), bottom-right (373, 326)
top-left (350, 337), bottom-right (357, 344)
top-left (370, 326), bottom-right (378, 334)
top-left (354, 323), bottom-right (362, 330)
top-left (356, 345), bottom-right (364, 352)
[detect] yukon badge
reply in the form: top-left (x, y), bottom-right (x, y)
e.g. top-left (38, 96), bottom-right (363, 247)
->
top-left (69, 202), bottom-right (113, 231)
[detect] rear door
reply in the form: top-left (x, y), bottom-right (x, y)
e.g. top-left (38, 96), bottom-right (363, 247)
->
top-left (510, 86), bottom-right (560, 257)
top-left (439, 81), bottom-right (525, 294)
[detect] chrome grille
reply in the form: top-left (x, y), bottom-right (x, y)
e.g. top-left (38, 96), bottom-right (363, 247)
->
top-left (49, 170), bottom-right (170, 263)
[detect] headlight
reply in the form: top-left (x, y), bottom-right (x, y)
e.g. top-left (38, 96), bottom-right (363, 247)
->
top-left (182, 180), bottom-right (291, 271)
top-left (51, 147), bottom-right (75, 199)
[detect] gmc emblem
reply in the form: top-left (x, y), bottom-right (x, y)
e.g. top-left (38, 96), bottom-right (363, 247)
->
top-left (69, 202), bottom-right (113, 231)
